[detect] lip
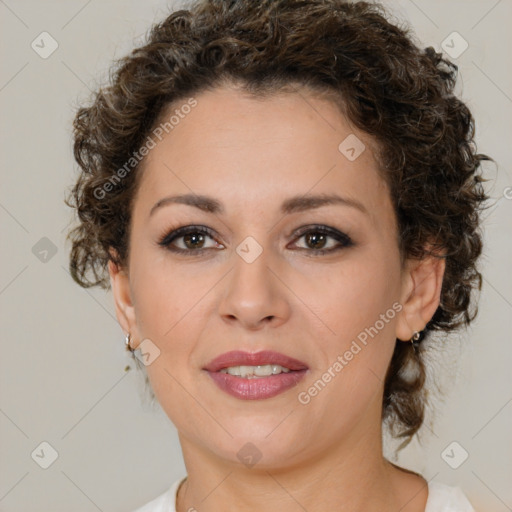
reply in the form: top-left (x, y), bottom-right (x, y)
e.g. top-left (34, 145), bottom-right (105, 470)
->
top-left (203, 350), bottom-right (309, 401)
top-left (203, 350), bottom-right (309, 372)
top-left (206, 370), bottom-right (308, 400)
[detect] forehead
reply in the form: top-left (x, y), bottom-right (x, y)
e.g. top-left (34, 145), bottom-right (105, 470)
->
top-left (133, 85), bottom-right (393, 226)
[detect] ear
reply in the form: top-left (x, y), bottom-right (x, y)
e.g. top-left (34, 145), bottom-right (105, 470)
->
top-left (395, 249), bottom-right (446, 342)
top-left (108, 249), bottom-right (140, 350)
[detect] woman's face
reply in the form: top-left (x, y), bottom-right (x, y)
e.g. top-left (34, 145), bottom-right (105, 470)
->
top-left (110, 84), bottom-right (422, 469)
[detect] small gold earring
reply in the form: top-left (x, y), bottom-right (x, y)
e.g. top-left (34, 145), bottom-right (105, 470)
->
top-left (410, 330), bottom-right (421, 345)
top-left (125, 333), bottom-right (134, 352)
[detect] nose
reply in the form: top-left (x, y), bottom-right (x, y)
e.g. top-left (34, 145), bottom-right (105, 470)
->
top-left (217, 245), bottom-right (291, 330)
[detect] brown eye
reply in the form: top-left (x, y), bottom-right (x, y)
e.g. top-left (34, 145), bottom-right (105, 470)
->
top-left (304, 232), bottom-right (329, 250)
top-left (292, 225), bottom-right (354, 255)
top-left (158, 225), bottom-right (223, 254)
top-left (182, 232), bottom-right (207, 250)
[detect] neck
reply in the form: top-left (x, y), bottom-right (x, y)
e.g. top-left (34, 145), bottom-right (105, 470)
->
top-left (175, 405), bottom-right (427, 512)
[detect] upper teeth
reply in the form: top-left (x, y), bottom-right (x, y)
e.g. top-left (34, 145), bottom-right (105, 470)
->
top-left (219, 364), bottom-right (291, 377)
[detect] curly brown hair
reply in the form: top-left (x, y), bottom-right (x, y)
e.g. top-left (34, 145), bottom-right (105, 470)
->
top-left (65, 0), bottom-right (492, 448)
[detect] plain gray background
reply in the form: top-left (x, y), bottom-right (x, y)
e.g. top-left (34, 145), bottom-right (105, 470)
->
top-left (1, 0), bottom-right (511, 511)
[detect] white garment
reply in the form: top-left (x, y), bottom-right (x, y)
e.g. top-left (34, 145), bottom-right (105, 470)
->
top-left (131, 476), bottom-right (476, 512)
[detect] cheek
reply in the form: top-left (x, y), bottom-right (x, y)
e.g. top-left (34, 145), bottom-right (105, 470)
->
top-left (130, 249), bottom-right (200, 334)
top-left (129, 250), bottom-right (217, 383)
top-left (317, 252), bottom-right (400, 338)
top-left (312, 251), bottom-right (400, 391)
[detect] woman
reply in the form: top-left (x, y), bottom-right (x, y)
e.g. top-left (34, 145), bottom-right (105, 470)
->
top-left (65, 0), bottom-right (491, 510)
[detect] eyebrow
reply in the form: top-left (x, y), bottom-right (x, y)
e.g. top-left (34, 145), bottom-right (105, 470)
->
top-left (149, 192), bottom-right (368, 217)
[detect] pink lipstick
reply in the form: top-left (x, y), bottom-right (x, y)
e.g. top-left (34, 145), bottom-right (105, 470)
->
top-left (203, 350), bottom-right (308, 400)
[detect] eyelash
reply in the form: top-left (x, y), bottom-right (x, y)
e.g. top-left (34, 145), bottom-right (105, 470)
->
top-left (157, 224), bottom-right (354, 256)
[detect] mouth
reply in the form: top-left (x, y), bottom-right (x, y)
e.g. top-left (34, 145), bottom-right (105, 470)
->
top-left (203, 350), bottom-right (309, 400)
top-left (203, 350), bottom-right (309, 373)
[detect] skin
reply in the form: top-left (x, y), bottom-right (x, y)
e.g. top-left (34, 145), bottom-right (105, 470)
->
top-left (109, 83), bottom-right (445, 512)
